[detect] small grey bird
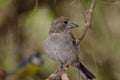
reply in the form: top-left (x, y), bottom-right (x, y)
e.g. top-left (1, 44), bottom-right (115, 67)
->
top-left (44, 16), bottom-right (96, 80)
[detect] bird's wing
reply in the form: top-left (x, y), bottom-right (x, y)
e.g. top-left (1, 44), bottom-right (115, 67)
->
top-left (69, 33), bottom-right (78, 50)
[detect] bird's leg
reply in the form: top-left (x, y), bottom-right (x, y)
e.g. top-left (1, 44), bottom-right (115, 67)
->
top-left (55, 63), bottom-right (70, 80)
top-left (55, 63), bottom-right (64, 73)
top-left (65, 64), bottom-right (70, 70)
top-left (55, 63), bottom-right (65, 80)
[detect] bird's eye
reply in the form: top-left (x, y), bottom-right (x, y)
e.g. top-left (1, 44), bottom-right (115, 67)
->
top-left (64, 21), bottom-right (68, 24)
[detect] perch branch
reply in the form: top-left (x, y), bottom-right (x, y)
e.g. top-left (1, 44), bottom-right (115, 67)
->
top-left (46, 72), bottom-right (69, 80)
top-left (77, 0), bottom-right (96, 44)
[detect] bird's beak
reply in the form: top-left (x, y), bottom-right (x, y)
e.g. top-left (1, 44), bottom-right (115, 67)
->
top-left (68, 21), bottom-right (79, 28)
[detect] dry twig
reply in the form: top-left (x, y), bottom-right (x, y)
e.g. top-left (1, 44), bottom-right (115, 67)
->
top-left (77, 0), bottom-right (96, 44)
top-left (46, 73), bottom-right (69, 80)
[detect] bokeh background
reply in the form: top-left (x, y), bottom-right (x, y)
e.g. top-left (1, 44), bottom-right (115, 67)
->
top-left (0, 0), bottom-right (120, 80)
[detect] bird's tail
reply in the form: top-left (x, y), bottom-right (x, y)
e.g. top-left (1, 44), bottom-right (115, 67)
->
top-left (73, 59), bottom-right (96, 80)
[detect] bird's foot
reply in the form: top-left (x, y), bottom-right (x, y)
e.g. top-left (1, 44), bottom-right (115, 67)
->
top-left (55, 64), bottom-right (70, 80)
top-left (55, 64), bottom-right (65, 80)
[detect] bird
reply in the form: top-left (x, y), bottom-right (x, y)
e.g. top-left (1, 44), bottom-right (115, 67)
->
top-left (17, 51), bottom-right (43, 68)
top-left (44, 16), bottom-right (96, 80)
top-left (7, 51), bottom-right (43, 80)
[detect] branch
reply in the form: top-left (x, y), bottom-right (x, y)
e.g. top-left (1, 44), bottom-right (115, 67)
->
top-left (77, 0), bottom-right (96, 44)
top-left (46, 72), bottom-right (69, 80)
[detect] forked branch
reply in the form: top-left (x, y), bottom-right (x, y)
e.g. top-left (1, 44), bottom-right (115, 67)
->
top-left (77, 0), bottom-right (96, 44)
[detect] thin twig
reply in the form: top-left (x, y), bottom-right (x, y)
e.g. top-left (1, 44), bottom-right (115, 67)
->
top-left (79, 0), bottom-right (86, 10)
top-left (77, 0), bottom-right (96, 44)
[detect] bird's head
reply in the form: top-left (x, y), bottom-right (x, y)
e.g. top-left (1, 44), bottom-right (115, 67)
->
top-left (30, 52), bottom-right (43, 65)
top-left (49, 16), bottom-right (79, 34)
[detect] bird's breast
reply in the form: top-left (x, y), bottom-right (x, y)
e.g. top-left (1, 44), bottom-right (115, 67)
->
top-left (44, 33), bottom-right (78, 63)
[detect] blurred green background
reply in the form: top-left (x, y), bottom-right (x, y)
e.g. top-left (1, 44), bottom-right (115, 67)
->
top-left (0, 0), bottom-right (120, 80)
